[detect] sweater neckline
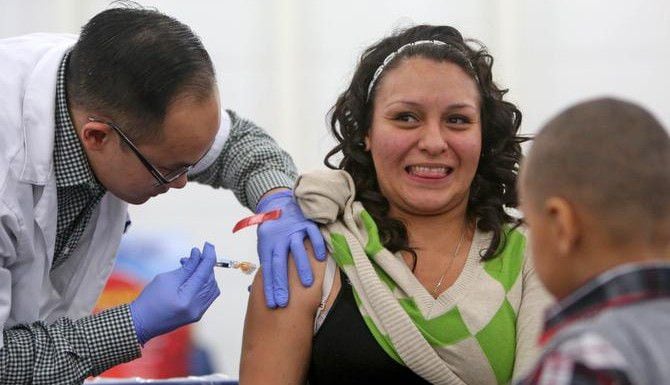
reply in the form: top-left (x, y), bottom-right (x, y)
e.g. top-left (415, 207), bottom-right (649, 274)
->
top-left (407, 228), bottom-right (492, 318)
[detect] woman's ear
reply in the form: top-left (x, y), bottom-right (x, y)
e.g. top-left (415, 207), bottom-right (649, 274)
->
top-left (364, 136), bottom-right (371, 151)
top-left (545, 197), bottom-right (580, 257)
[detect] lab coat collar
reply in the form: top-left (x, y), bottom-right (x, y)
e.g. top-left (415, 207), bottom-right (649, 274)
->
top-left (19, 38), bottom-right (74, 185)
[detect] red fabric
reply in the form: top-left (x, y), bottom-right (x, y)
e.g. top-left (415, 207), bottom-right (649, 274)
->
top-left (232, 209), bottom-right (282, 233)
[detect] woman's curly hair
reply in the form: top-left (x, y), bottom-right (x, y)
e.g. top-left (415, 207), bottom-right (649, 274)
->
top-left (324, 25), bottom-right (527, 263)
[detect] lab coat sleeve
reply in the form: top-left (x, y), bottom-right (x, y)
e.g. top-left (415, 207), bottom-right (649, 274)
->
top-left (0, 305), bottom-right (141, 384)
top-left (0, 202), bottom-right (140, 383)
top-left (189, 109), bottom-right (298, 210)
top-left (0, 199), bottom-right (20, 351)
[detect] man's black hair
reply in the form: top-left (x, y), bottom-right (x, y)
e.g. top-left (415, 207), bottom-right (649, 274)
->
top-left (67, 4), bottom-right (216, 142)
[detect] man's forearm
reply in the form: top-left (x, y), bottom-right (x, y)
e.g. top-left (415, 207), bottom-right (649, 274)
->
top-left (189, 110), bottom-right (297, 210)
top-left (0, 305), bottom-right (140, 385)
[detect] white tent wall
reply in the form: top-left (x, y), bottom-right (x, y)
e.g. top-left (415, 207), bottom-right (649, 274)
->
top-left (2, 0), bottom-right (669, 377)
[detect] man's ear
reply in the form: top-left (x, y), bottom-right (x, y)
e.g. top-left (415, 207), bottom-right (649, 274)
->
top-left (545, 197), bottom-right (580, 257)
top-left (79, 120), bottom-right (113, 152)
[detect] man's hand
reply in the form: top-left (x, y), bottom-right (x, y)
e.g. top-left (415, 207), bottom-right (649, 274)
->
top-left (256, 189), bottom-right (327, 308)
top-left (129, 243), bottom-right (221, 345)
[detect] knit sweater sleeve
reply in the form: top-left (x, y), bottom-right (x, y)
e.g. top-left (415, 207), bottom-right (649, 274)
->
top-left (512, 249), bottom-right (555, 381)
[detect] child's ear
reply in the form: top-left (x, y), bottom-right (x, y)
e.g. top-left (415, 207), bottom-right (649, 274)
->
top-left (545, 197), bottom-right (580, 257)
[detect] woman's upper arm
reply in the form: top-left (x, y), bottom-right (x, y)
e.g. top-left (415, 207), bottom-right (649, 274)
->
top-left (239, 241), bottom-right (326, 385)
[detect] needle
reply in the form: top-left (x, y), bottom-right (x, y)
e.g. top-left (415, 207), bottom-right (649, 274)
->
top-left (215, 259), bottom-right (257, 275)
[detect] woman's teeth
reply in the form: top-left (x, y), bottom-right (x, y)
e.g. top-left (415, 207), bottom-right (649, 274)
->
top-left (407, 165), bottom-right (452, 177)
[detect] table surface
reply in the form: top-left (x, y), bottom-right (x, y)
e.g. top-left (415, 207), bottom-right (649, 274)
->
top-left (85, 374), bottom-right (238, 384)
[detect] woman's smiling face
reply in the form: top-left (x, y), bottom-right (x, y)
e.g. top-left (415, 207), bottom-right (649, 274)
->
top-left (366, 56), bottom-right (482, 218)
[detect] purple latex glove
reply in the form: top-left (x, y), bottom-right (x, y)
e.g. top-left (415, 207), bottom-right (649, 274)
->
top-left (130, 243), bottom-right (220, 345)
top-left (256, 190), bottom-right (327, 308)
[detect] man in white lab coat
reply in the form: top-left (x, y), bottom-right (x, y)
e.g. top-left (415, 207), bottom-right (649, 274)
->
top-left (0, 6), bottom-right (325, 384)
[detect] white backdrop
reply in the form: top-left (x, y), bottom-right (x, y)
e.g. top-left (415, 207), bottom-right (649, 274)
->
top-left (2, 0), bottom-right (669, 377)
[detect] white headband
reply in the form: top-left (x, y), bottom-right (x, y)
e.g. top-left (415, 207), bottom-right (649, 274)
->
top-left (366, 39), bottom-right (475, 101)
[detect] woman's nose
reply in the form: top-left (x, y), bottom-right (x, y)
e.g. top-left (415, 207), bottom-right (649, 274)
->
top-left (418, 121), bottom-right (448, 155)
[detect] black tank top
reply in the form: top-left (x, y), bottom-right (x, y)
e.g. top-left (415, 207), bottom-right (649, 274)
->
top-left (308, 271), bottom-right (431, 384)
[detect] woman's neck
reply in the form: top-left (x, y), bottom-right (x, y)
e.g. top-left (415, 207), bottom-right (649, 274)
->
top-left (392, 206), bottom-right (472, 253)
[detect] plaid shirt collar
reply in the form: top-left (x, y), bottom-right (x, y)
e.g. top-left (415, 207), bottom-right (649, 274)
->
top-left (53, 51), bottom-right (104, 192)
top-left (540, 262), bottom-right (670, 344)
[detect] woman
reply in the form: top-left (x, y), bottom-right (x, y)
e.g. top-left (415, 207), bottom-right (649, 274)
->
top-left (240, 25), bottom-right (551, 385)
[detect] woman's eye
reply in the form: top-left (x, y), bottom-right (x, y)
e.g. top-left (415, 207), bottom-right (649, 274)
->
top-left (394, 113), bottom-right (418, 123)
top-left (448, 115), bottom-right (469, 124)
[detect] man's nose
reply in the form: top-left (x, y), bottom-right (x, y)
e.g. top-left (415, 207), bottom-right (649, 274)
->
top-left (167, 173), bottom-right (188, 189)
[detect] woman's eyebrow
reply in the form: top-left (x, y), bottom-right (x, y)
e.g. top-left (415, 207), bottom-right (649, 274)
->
top-left (448, 102), bottom-right (478, 110)
top-left (384, 100), bottom-right (478, 110)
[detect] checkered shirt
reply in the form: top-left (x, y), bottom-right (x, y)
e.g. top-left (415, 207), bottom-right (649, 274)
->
top-left (189, 109), bottom-right (297, 209)
top-left (1, 50), bottom-right (297, 383)
top-left (52, 51), bottom-right (106, 271)
top-left (0, 305), bottom-right (140, 385)
top-left (516, 264), bottom-right (670, 385)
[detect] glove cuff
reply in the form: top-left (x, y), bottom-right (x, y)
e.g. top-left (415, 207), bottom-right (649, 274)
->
top-left (129, 301), bottom-right (150, 346)
top-left (255, 189), bottom-right (294, 213)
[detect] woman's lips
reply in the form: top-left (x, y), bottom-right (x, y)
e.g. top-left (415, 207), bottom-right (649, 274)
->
top-left (406, 165), bottom-right (454, 179)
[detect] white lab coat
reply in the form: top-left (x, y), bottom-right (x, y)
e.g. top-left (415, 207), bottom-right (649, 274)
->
top-left (0, 33), bottom-right (129, 350)
top-left (0, 33), bottom-right (229, 350)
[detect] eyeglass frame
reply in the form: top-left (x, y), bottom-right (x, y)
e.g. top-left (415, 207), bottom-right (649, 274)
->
top-left (87, 116), bottom-right (197, 186)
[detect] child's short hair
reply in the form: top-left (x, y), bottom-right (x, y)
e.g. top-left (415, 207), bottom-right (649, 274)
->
top-left (524, 97), bottom-right (670, 248)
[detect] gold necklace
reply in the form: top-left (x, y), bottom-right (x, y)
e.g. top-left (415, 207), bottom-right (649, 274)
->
top-left (431, 226), bottom-right (466, 297)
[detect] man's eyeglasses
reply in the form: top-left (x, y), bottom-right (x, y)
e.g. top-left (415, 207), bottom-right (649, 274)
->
top-left (88, 116), bottom-right (194, 186)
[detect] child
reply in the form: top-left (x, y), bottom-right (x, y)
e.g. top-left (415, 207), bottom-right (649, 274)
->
top-left (517, 97), bottom-right (670, 385)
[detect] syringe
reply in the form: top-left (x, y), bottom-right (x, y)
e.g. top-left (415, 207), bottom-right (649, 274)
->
top-left (215, 259), bottom-right (257, 275)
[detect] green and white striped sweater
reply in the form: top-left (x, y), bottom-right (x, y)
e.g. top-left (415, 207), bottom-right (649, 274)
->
top-left (295, 170), bottom-right (551, 385)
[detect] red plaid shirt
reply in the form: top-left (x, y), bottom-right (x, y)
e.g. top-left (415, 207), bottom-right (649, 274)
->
top-left (518, 263), bottom-right (670, 385)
